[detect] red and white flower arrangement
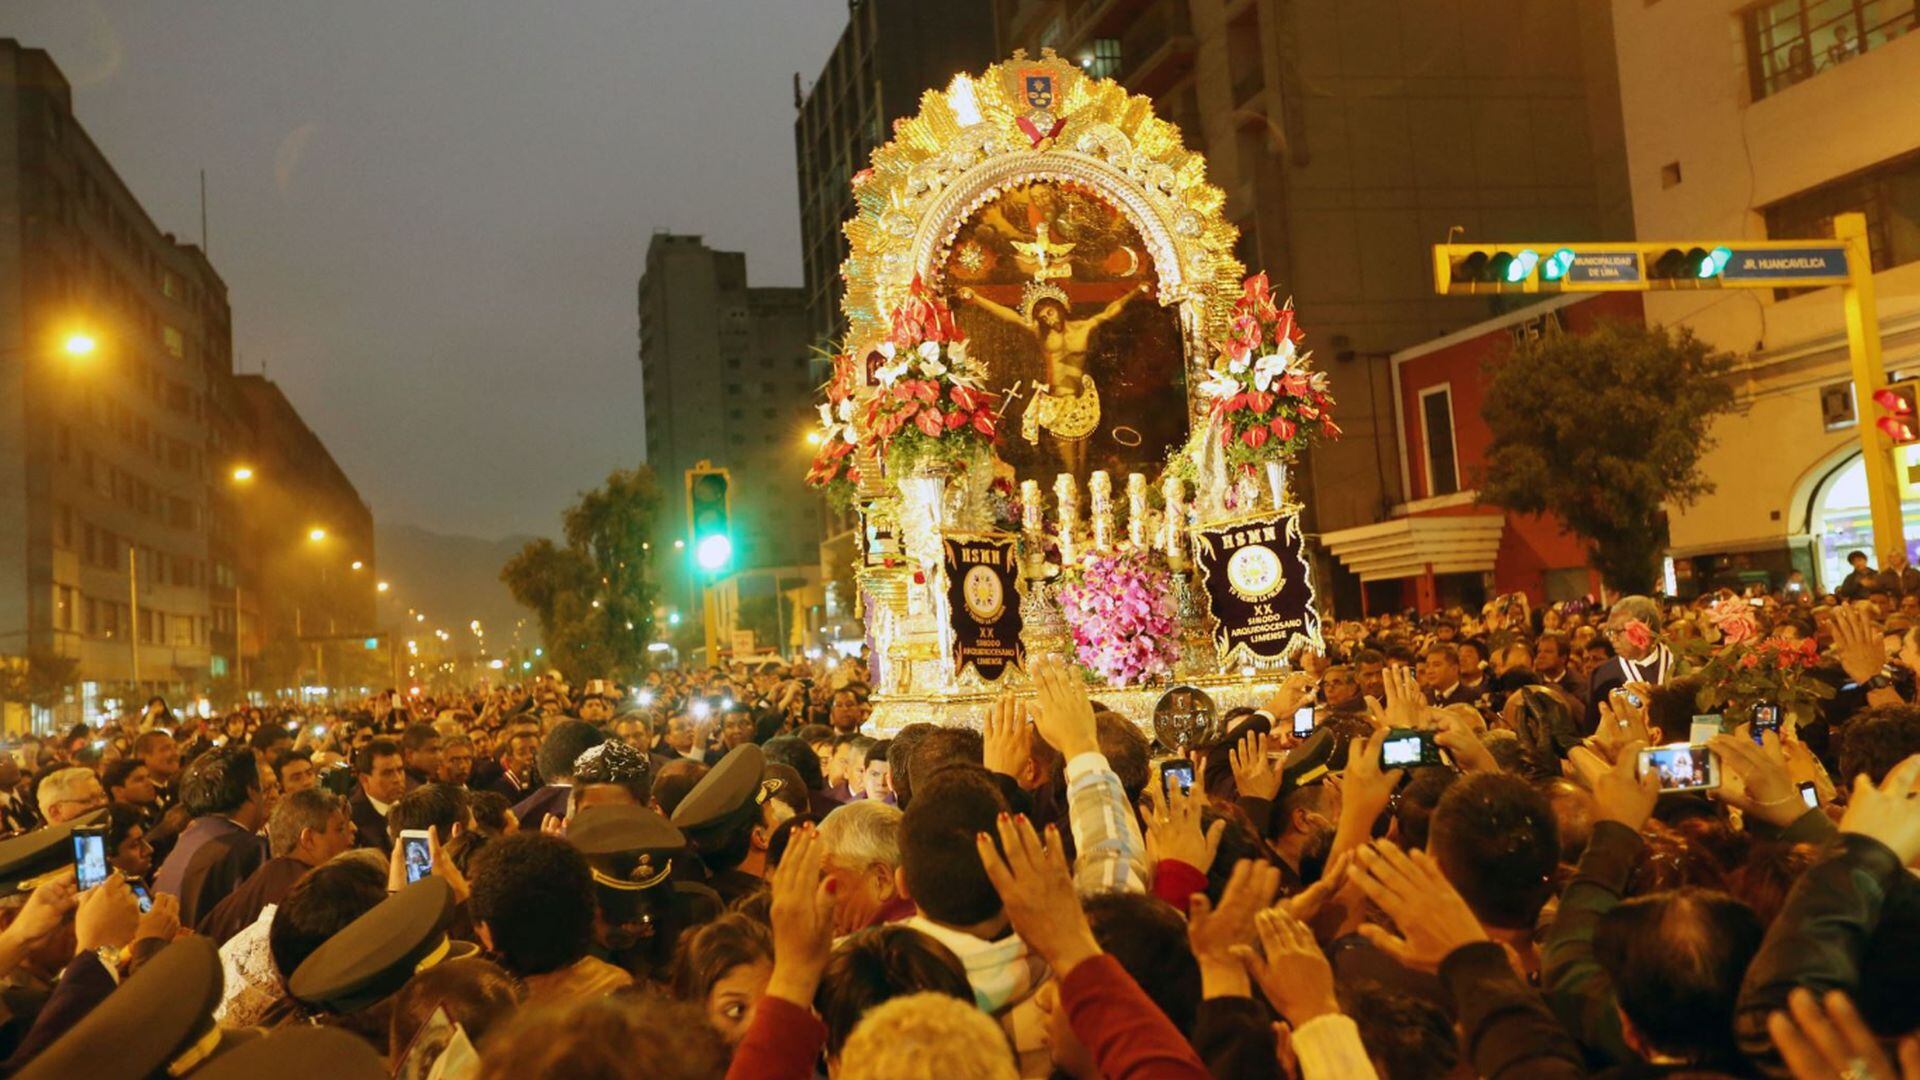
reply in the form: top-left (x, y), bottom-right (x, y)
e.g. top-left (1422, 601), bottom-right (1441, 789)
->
top-left (861, 277), bottom-right (998, 476)
top-left (1057, 548), bottom-right (1178, 687)
top-left (1192, 273), bottom-right (1341, 468)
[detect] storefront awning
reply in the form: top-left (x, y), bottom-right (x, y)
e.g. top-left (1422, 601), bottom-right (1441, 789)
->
top-left (1318, 514), bottom-right (1506, 582)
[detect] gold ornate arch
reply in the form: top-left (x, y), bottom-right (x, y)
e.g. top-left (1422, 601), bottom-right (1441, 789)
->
top-left (839, 49), bottom-right (1243, 379)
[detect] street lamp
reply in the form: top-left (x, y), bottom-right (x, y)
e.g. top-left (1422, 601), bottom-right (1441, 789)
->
top-left (230, 466), bottom-right (255, 483)
top-left (63, 333), bottom-right (97, 358)
top-left (377, 581), bottom-right (391, 593)
top-left (350, 560), bottom-right (364, 571)
top-left (308, 527), bottom-right (327, 543)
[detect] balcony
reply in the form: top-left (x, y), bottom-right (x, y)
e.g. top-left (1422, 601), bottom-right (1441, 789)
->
top-left (1118, 1), bottom-right (1196, 97)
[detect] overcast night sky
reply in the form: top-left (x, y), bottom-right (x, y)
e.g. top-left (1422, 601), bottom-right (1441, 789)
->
top-left (7, 1), bottom-right (848, 539)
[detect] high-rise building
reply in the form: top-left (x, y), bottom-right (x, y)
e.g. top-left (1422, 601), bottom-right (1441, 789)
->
top-left (1607, 0), bottom-right (1920, 594)
top-left (794, 0), bottom-right (1002, 349)
top-left (638, 233), bottom-right (818, 646)
top-left (232, 375), bottom-right (378, 691)
top-left (997, 1), bottom-right (1634, 611)
top-left (0, 40), bottom-right (235, 715)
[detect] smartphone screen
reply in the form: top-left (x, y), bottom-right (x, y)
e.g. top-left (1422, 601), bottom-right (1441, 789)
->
top-left (1160, 760), bottom-right (1194, 796)
top-left (1381, 733), bottom-right (1426, 768)
top-left (1750, 703), bottom-right (1782, 745)
top-left (72, 827), bottom-right (108, 891)
top-left (1291, 705), bottom-right (1316, 738)
top-left (1798, 780), bottom-right (1819, 809)
top-left (1639, 745), bottom-right (1720, 792)
top-left (400, 831), bottom-right (433, 884)
top-left (130, 883), bottom-right (153, 914)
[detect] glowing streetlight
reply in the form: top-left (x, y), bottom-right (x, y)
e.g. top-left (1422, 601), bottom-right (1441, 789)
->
top-left (376, 581), bottom-right (391, 593)
top-left (805, 431), bottom-right (823, 446)
top-left (350, 560), bottom-right (364, 571)
top-left (673, 539), bottom-right (686, 550)
top-left (231, 466), bottom-right (255, 483)
top-left (63, 333), bottom-right (97, 358)
top-left (307, 527), bottom-right (327, 543)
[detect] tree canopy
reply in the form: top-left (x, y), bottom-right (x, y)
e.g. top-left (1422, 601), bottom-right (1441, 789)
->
top-left (501, 465), bottom-right (663, 684)
top-left (1478, 318), bottom-right (1736, 594)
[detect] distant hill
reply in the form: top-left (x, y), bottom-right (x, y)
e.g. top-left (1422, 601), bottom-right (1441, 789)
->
top-left (373, 522), bottom-right (543, 643)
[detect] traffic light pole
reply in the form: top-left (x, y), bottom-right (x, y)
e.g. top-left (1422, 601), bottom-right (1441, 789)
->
top-left (703, 582), bottom-right (719, 669)
top-left (1837, 212), bottom-right (1907, 566)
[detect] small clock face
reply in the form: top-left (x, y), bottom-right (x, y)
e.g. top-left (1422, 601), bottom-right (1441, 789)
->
top-left (963, 565), bottom-right (1004, 622)
top-left (1227, 544), bottom-right (1283, 601)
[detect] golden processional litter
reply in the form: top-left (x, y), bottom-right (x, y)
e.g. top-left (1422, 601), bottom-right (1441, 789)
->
top-left (805, 52), bottom-right (1341, 735)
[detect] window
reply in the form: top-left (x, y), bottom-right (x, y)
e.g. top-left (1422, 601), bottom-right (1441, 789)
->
top-left (1085, 38), bottom-right (1124, 80)
top-left (1765, 150), bottom-right (1920, 292)
top-left (53, 586), bottom-right (73, 632)
top-left (162, 325), bottom-right (184, 358)
top-left (1419, 386), bottom-right (1461, 498)
top-left (1744, 0), bottom-right (1917, 101)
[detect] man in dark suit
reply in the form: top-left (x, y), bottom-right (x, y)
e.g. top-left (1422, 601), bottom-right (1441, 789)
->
top-left (1586, 595), bottom-right (1675, 732)
top-left (151, 747), bottom-right (269, 927)
top-left (347, 737), bottom-right (407, 851)
top-left (1532, 632), bottom-right (1586, 700)
top-left (484, 728), bottom-right (541, 803)
top-left (1421, 644), bottom-right (1481, 708)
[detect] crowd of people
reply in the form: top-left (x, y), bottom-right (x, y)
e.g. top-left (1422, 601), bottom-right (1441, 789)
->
top-left (3, 581), bottom-right (1920, 1078)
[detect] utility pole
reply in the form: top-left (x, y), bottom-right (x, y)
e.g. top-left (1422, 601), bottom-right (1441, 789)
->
top-left (127, 547), bottom-right (142, 691)
top-left (1836, 212), bottom-right (1905, 565)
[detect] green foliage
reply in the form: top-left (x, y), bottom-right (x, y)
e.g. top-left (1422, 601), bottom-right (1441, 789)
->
top-left (0, 648), bottom-right (79, 709)
top-left (1478, 319), bottom-right (1736, 594)
top-left (501, 465), bottom-right (663, 685)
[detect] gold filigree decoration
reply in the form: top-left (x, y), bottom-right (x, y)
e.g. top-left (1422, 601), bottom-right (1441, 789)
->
top-left (839, 49), bottom-right (1243, 377)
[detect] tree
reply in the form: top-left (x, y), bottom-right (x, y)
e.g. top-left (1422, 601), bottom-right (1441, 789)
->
top-left (1478, 318), bottom-right (1735, 595)
top-left (0, 648), bottom-right (79, 710)
top-left (502, 465), bottom-right (663, 685)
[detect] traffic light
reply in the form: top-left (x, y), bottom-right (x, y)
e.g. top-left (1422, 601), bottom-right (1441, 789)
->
top-left (1445, 246), bottom-right (1541, 291)
top-left (1874, 383), bottom-right (1920, 446)
top-left (686, 466), bottom-right (734, 574)
top-left (1647, 245), bottom-right (1732, 283)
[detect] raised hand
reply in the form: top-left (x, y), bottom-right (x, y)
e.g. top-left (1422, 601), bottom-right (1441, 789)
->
top-left (1236, 907), bottom-right (1340, 1025)
top-left (1365, 665), bottom-right (1429, 732)
top-left (1569, 739), bottom-right (1659, 832)
top-left (1350, 841), bottom-right (1487, 972)
top-left (1839, 754), bottom-right (1920, 864)
top-left (73, 873), bottom-right (140, 956)
top-left (2, 877), bottom-right (78, 947)
top-left (1229, 730), bottom-right (1284, 801)
top-left (1029, 654), bottom-right (1098, 759)
top-left (1831, 606), bottom-right (1889, 685)
top-left (1710, 730), bottom-right (1805, 828)
top-left (133, 890), bottom-right (182, 945)
top-left (1278, 849), bottom-right (1352, 924)
top-left (1260, 673), bottom-right (1316, 726)
top-left (983, 690), bottom-right (1036, 787)
top-left (1143, 764), bottom-right (1226, 874)
top-left (1769, 987), bottom-right (1920, 1080)
top-left (975, 813), bottom-right (1102, 978)
top-left (765, 823), bottom-right (836, 1005)
top-left (1187, 859), bottom-right (1282, 968)
top-left (1434, 709), bottom-right (1498, 774)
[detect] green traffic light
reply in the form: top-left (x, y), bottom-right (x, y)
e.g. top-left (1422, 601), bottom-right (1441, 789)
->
top-left (695, 533), bottom-right (733, 572)
top-left (1700, 246), bottom-right (1732, 278)
top-left (1543, 248), bottom-right (1576, 281)
top-left (1505, 249), bottom-right (1539, 283)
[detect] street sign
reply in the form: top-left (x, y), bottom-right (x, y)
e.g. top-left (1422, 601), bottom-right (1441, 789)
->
top-left (1717, 245), bottom-right (1850, 286)
top-left (1565, 252), bottom-right (1641, 286)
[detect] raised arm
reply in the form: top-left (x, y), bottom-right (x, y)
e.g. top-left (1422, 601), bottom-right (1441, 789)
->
top-left (1085, 281), bottom-right (1150, 329)
top-left (957, 287), bottom-right (1029, 328)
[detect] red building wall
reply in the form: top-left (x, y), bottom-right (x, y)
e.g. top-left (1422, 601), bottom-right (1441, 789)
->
top-left (1389, 292), bottom-right (1645, 608)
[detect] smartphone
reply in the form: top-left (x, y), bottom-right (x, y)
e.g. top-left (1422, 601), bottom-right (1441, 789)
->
top-left (71, 826), bottom-right (109, 891)
top-left (1797, 780), bottom-right (1819, 809)
top-left (400, 830), bottom-right (434, 885)
top-left (130, 882), bottom-right (153, 914)
top-left (1637, 744), bottom-right (1722, 792)
top-left (1748, 597), bottom-right (1766, 607)
top-left (1159, 759), bottom-right (1194, 796)
top-left (1380, 729), bottom-right (1447, 769)
top-left (1614, 688), bottom-right (1644, 710)
top-left (312, 724), bottom-right (326, 736)
top-left (1749, 702), bottom-right (1782, 745)
top-left (1291, 705), bottom-right (1316, 738)
top-left (1689, 715), bottom-right (1726, 746)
